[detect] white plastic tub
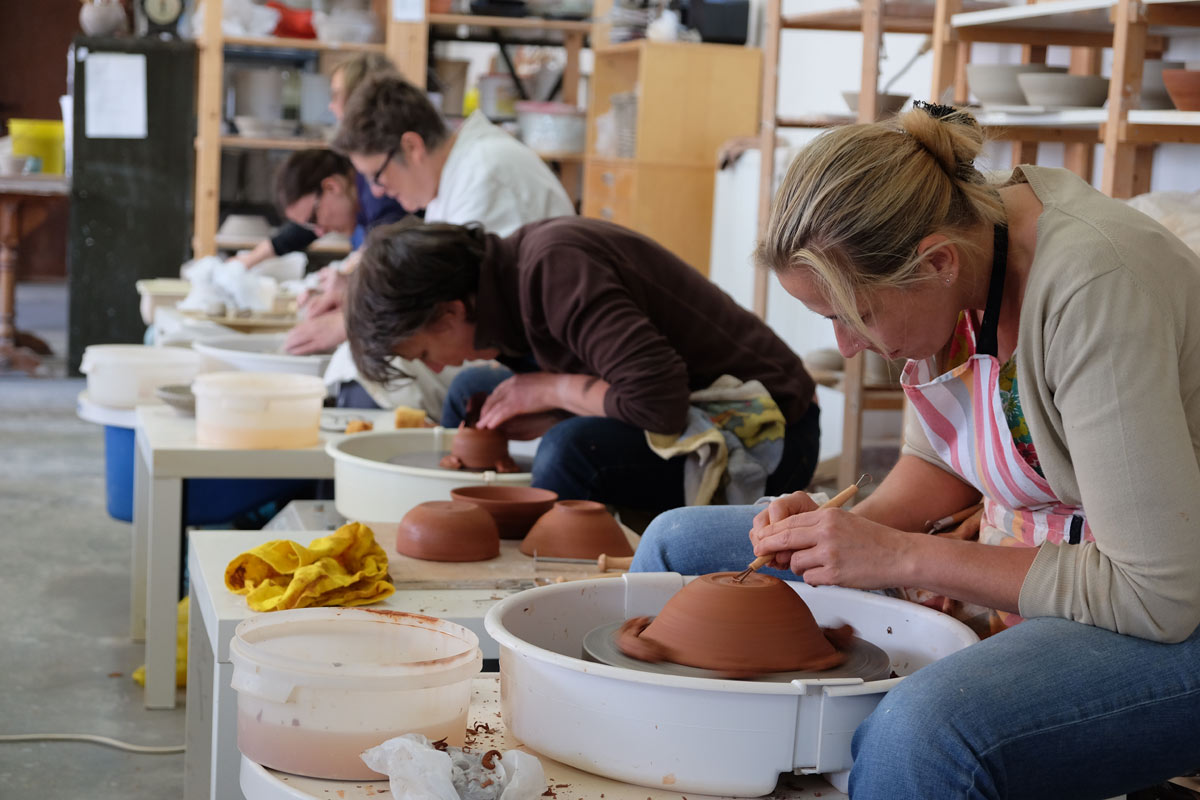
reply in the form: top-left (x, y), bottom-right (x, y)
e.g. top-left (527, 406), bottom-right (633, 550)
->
top-left (485, 573), bottom-right (979, 796)
top-left (193, 333), bottom-right (331, 377)
top-left (326, 428), bottom-right (533, 538)
top-left (192, 371), bottom-right (326, 449)
top-left (230, 608), bottom-right (482, 780)
top-left (79, 344), bottom-right (205, 409)
top-left (135, 278), bottom-right (191, 325)
top-left (516, 101), bottom-right (586, 154)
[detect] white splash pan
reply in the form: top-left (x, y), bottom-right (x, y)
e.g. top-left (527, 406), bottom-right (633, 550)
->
top-left (326, 428), bottom-right (533, 535)
top-left (485, 572), bottom-right (978, 796)
top-left (193, 333), bottom-right (331, 377)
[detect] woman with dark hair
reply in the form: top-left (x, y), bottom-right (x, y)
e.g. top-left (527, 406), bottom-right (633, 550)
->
top-left (345, 217), bottom-right (821, 515)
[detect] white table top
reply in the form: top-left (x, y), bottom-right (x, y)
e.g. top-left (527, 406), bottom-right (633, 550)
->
top-left (135, 404), bottom-right (394, 478)
top-left (189, 528), bottom-right (599, 663)
top-left (239, 676), bottom-right (846, 800)
top-left (0, 173), bottom-right (70, 196)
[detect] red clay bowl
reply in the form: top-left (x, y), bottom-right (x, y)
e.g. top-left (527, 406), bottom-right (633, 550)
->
top-left (449, 485), bottom-right (558, 540)
top-left (395, 500), bottom-right (500, 562)
top-left (1163, 69), bottom-right (1200, 112)
top-left (448, 426), bottom-right (512, 471)
top-left (627, 572), bottom-right (846, 674)
top-left (519, 500), bottom-right (634, 559)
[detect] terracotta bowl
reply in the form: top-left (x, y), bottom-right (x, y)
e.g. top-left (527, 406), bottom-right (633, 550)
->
top-left (519, 500), bottom-right (634, 559)
top-left (395, 500), bottom-right (500, 562)
top-left (449, 426), bottom-right (512, 470)
top-left (1163, 69), bottom-right (1200, 112)
top-left (623, 572), bottom-right (847, 674)
top-left (449, 485), bottom-right (559, 540)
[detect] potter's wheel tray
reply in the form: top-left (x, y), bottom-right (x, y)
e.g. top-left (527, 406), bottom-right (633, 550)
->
top-left (386, 450), bottom-right (534, 473)
top-left (582, 620), bottom-right (892, 682)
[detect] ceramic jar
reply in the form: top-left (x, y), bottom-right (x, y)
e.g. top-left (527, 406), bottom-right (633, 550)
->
top-left (623, 572), bottom-right (847, 674)
top-left (80, 0), bottom-right (129, 37)
top-left (519, 500), bottom-right (634, 559)
top-left (449, 485), bottom-right (558, 540)
top-left (395, 500), bottom-right (500, 562)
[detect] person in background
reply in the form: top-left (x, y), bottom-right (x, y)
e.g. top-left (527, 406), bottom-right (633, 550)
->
top-left (631, 102), bottom-right (1200, 797)
top-left (230, 54), bottom-right (405, 273)
top-left (343, 217), bottom-right (821, 517)
top-left (303, 71), bottom-right (576, 412)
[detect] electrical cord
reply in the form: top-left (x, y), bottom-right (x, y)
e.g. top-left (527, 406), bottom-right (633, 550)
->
top-left (0, 733), bottom-right (184, 754)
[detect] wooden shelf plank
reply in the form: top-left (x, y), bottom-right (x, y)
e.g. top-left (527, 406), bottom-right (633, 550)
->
top-left (219, 135), bottom-right (330, 151)
top-left (428, 13), bottom-right (592, 32)
top-left (782, 1), bottom-right (1002, 33)
top-left (217, 35), bottom-right (386, 53)
top-left (952, 0), bottom-right (1200, 39)
top-left (776, 114), bottom-right (857, 128)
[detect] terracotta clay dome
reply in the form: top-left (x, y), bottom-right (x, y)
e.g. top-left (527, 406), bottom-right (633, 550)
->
top-left (439, 425), bottom-right (518, 473)
top-left (449, 485), bottom-right (558, 539)
top-left (620, 572), bottom-right (848, 675)
top-left (519, 500), bottom-right (634, 559)
top-left (395, 500), bottom-right (500, 562)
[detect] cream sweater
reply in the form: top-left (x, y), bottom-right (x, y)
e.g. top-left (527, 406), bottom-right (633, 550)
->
top-left (903, 165), bottom-right (1200, 643)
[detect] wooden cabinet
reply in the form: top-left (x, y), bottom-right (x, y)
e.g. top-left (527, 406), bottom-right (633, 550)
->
top-left (583, 40), bottom-right (762, 275)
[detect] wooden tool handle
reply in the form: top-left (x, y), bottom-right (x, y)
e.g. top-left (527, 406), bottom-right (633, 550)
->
top-left (597, 554), bottom-right (634, 572)
top-left (742, 483), bottom-right (862, 574)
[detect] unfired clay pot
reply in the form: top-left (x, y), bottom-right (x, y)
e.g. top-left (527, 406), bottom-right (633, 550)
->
top-left (618, 572), bottom-right (849, 675)
top-left (439, 425), bottom-right (518, 473)
top-left (449, 485), bottom-right (558, 540)
top-left (519, 500), bottom-right (634, 559)
top-left (1163, 69), bottom-right (1200, 112)
top-left (395, 500), bottom-right (500, 562)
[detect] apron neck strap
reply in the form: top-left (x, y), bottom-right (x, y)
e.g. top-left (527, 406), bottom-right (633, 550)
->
top-left (976, 223), bottom-right (1009, 358)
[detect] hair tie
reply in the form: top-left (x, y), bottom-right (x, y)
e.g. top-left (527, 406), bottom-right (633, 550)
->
top-left (913, 100), bottom-right (959, 120)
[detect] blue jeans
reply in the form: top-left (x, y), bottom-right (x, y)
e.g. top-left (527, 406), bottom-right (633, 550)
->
top-left (444, 368), bottom-right (821, 514)
top-left (632, 505), bottom-right (1200, 797)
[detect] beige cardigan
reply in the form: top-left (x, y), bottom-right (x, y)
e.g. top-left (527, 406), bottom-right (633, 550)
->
top-left (902, 165), bottom-right (1200, 643)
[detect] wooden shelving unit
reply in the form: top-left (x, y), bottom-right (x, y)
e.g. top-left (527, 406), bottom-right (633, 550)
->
top-left (932, 0), bottom-right (1200, 198)
top-left (193, 2), bottom-right (593, 257)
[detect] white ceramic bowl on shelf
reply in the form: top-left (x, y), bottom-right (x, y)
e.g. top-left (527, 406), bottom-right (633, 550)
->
top-left (841, 91), bottom-right (910, 117)
top-left (233, 116), bottom-right (297, 139)
top-left (966, 63), bottom-right (1067, 106)
top-left (1017, 73), bottom-right (1110, 108)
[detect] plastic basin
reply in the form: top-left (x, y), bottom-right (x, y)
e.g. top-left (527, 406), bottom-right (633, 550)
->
top-left (192, 371), bottom-right (326, 449)
top-left (230, 608), bottom-right (482, 779)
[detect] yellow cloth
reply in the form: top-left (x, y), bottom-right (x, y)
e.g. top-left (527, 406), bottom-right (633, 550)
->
top-left (133, 597), bottom-right (188, 688)
top-left (225, 522), bottom-right (394, 612)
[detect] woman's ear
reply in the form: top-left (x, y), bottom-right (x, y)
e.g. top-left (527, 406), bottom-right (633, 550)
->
top-left (321, 174), bottom-right (348, 197)
top-left (917, 233), bottom-right (959, 286)
top-left (426, 299), bottom-right (465, 332)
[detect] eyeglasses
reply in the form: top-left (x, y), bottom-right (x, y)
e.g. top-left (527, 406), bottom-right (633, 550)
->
top-left (303, 187), bottom-right (323, 231)
top-left (371, 147), bottom-right (396, 188)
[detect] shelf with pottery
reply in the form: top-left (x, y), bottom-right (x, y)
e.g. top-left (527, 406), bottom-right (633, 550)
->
top-left (780, 1), bottom-right (1001, 33)
top-left (950, 0), bottom-right (1200, 45)
top-left (217, 134), bottom-right (332, 151)
top-left (216, 34), bottom-right (389, 53)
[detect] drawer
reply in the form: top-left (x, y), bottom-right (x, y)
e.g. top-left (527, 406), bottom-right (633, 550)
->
top-left (582, 163), bottom-right (636, 224)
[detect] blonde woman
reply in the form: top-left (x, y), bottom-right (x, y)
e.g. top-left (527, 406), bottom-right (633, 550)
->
top-left (631, 102), bottom-right (1200, 797)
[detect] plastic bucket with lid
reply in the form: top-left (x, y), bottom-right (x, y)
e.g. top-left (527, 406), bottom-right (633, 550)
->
top-left (230, 607), bottom-right (483, 780)
top-left (80, 345), bottom-right (206, 409)
top-left (192, 371), bottom-right (326, 449)
top-left (9, 119), bottom-right (65, 174)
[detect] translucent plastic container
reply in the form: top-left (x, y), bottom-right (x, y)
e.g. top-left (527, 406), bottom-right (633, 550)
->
top-left (516, 101), bottom-right (586, 154)
top-left (230, 608), bottom-right (482, 780)
top-left (80, 345), bottom-right (205, 409)
top-left (191, 372), bottom-right (326, 449)
top-left (9, 119), bottom-right (65, 174)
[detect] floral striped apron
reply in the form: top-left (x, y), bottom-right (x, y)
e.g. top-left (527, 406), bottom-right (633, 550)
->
top-left (898, 225), bottom-right (1092, 636)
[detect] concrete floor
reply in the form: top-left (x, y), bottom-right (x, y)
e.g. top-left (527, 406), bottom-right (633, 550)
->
top-left (0, 283), bottom-right (185, 798)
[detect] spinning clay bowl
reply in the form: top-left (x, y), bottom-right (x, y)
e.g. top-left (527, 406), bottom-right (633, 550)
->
top-left (395, 500), bottom-right (500, 562)
top-left (519, 500), bottom-right (634, 559)
top-left (449, 485), bottom-right (558, 539)
top-left (620, 572), bottom-right (847, 674)
top-left (441, 425), bottom-right (516, 472)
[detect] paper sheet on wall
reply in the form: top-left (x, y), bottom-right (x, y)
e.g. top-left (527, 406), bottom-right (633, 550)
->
top-left (393, 0), bottom-right (425, 22)
top-left (84, 53), bottom-right (148, 139)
